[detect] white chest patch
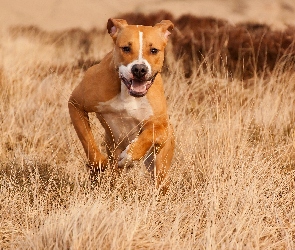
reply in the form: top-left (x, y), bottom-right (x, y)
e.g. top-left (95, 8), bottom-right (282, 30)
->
top-left (96, 84), bottom-right (153, 120)
top-left (95, 83), bottom-right (154, 144)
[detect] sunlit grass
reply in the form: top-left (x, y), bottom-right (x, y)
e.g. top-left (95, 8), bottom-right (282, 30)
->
top-left (0, 24), bottom-right (294, 249)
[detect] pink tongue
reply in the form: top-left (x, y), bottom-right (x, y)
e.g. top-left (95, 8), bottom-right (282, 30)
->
top-left (131, 80), bottom-right (146, 92)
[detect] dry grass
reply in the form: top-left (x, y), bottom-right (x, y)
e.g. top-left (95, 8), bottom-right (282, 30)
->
top-left (1, 17), bottom-right (295, 249)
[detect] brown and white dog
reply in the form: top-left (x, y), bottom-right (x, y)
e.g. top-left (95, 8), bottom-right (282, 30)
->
top-left (68, 18), bottom-right (175, 193)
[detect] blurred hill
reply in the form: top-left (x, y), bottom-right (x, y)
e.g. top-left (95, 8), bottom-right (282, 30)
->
top-left (1, 0), bottom-right (295, 31)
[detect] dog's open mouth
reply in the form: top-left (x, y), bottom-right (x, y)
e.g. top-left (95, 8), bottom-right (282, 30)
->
top-left (120, 73), bottom-right (158, 97)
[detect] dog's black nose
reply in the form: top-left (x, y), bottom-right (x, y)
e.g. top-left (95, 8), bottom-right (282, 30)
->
top-left (131, 64), bottom-right (148, 79)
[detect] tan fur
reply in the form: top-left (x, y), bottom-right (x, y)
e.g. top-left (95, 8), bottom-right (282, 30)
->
top-left (68, 18), bottom-right (174, 194)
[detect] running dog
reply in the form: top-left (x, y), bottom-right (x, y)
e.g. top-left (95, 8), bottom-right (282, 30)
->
top-left (68, 18), bottom-right (175, 193)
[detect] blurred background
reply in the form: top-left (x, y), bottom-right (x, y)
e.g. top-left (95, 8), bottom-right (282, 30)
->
top-left (1, 0), bottom-right (295, 31)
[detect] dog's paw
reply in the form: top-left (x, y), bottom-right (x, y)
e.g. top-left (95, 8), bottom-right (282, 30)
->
top-left (118, 146), bottom-right (133, 167)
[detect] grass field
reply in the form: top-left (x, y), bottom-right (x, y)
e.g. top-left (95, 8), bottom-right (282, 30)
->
top-left (1, 15), bottom-right (295, 249)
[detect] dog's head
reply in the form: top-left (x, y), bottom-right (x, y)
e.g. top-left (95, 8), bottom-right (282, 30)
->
top-left (107, 18), bottom-right (174, 97)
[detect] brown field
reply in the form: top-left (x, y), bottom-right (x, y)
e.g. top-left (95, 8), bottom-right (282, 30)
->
top-left (1, 10), bottom-right (295, 249)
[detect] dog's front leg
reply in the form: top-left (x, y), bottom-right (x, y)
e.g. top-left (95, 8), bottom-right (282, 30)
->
top-left (118, 119), bottom-right (169, 166)
top-left (118, 120), bottom-right (173, 194)
top-left (68, 97), bottom-right (108, 173)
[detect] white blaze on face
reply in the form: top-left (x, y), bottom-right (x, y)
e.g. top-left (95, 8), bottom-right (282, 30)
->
top-left (135, 30), bottom-right (152, 74)
top-left (138, 31), bottom-right (143, 62)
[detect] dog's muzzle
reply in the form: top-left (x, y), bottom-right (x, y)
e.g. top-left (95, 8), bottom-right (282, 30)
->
top-left (120, 72), bottom-right (158, 97)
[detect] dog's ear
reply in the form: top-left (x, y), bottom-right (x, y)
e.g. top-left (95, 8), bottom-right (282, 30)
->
top-left (154, 20), bottom-right (174, 41)
top-left (107, 18), bottom-right (128, 40)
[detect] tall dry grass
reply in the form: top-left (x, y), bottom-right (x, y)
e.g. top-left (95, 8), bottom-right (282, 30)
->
top-left (0, 20), bottom-right (295, 249)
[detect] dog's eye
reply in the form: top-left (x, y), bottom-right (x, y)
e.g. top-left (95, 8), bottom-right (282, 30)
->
top-left (150, 48), bottom-right (159, 54)
top-left (121, 46), bottom-right (131, 53)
